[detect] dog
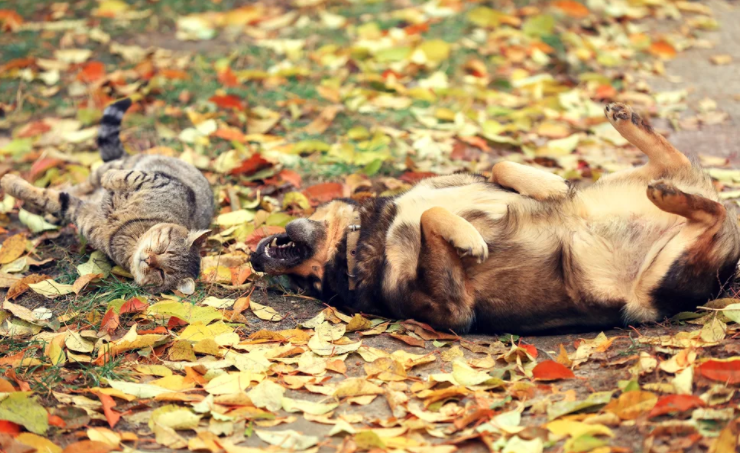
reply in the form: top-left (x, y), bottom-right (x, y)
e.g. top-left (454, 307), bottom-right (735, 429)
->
top-left (250, 103), bottom-right (740, 334)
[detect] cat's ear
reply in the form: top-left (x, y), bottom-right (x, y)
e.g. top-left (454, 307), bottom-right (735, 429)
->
top-left (187, 230), bottom-right (211, 248)
top-left (177, 278), bottom-right (195, 295)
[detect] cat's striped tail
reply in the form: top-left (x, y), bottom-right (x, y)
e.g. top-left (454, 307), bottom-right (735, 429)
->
top-left (97, 98), bottom-right (132, 162)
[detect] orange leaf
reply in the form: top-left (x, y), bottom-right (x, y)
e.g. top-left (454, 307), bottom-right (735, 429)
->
top-left (698, 359), bottom-right (740, 384)
top-left (604, 391), bottom-right (658, 420)
top-left (209, 94), bottom-right (245, 110)
top-left (214, 127), bottom-right (247, 142)
top-left (0, 57), bottom-right (35, 73)
top-left (0, 420), bottom-right (21, 435)
top-left (303, 182), bottom-right (345, 205)
top-left (73, 272), bottom-right (103, 294)
top-left (649, 41), bottom-right (677, 60)
top-left (119, 297), bottom-right (148, 314)
top-left (532, 360), bottom-right (575, 381)
top-left (62, 440), bottom-right (114, 453)
top-left (48, 414), bottom-right (66, 428)
top-left (648, 395), bottom-right (705, 418)
top-left (279, 169), bottom-right (302, 189)
top-left (218, 67), bottom-right (239, 87)
top-left (551, 0), bottom-right (589, 18)
top-left (0, 234), bottom-right (26, 265)
top-left (0, 10), bottom-right (24, 31)
top-left (99, 308), bottom-right (120, 335)
top-left (92, 392), bottom-right (120, 428)
top-left (29, 157), bottom-right (65, 181)
top-left (230, 266), bottom-right (252, 286)
top-left (0, 378), bottom-right (15, 392)
top-left (7, 274), bottom-right (50, 300)
top-left (228, 153), bottom-right (272, 176)
top-left (159, 69), bottom-right (190, 80)
top-left (77, 61), bottom-right (105, 83)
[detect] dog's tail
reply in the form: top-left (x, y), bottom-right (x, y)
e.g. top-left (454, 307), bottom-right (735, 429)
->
top-left (97, 98), bottom-right (132, 162)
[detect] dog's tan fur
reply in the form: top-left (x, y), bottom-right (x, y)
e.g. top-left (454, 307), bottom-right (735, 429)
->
top-left (251, 103), bottom-right (740, 334)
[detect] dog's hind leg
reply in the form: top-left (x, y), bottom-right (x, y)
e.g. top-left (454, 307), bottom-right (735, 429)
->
top-left (491, 161), bottom-right (569, 200)
top-left (605, 103), bottom-right (691, 177)
top-left (627, 181), bottom-right (740, 321)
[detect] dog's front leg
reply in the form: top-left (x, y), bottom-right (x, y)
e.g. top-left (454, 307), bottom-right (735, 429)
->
top-left (402, 207), bottom-right (485, 333)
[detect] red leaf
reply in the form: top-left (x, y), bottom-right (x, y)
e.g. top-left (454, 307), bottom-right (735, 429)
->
top-left (29, 158), bottom-right (64, 181)
top-left (278, 169), bottom-right (302, 188)
top-left (532, 360), bottom-right (575, 381)
top-left (17, 121), bottom-right (51, 138)
top-left (245, 226), bottom-right (285, 251)
top-left (137, 326), bottom-right (168, 335)
top-left (62, 440), bottom-right (114, 453)
top-left (77, 61), bottom-right (105, 83)
top-left (48, 414), bottom-right (66, 428)
top-left (551, 0), bottom-right (590, 18)
top-left (0, 420), bottom-right (20, 435)
top-left (209, 94), bottom-right (245, 110)
top-left (303, 182), bottom-right (345, 205)
top-left (228, 153), bottom-right (272, 176)
top-left (93, 392), bottom-right (120, 428)
top-left (648, 395), bottom-right (705, 418)
top-left (119, 297), bottom-right (148, 314)
top-left (399, 172), bottom-right (436, 184)
top-left (698, 359), bottom-right (740, 384)
top-left (518, 341), bottom-right (538, 359)
top-left (218, 67), bottom-right (239, 87)
top-left (99, 308), bottom-right (119, 335)
top-left (167, 316), bottom-right (188, 329)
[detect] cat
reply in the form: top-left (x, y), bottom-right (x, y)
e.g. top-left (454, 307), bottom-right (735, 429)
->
top-left (1, 98), bottom-right (215, 294)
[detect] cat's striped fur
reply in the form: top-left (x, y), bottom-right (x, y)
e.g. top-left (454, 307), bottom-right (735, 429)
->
top-left (1, 99), bottom-right (215, 294)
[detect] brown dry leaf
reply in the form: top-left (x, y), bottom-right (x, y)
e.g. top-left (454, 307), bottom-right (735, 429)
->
top-left (7, 274), bottom-right (50, 300)
top-left (333, 378), bottom-right (385, 399)
top-left (364, 358), bottom-right (407, 381)
top-left (346, 314), bottom-right (373, 332)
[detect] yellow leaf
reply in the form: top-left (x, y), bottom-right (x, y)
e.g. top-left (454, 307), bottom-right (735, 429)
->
top-left (333, 378), bottom-right (384, 399)
top-left (0, 392), bottom-right (49, 435)
top-left (28, 279), bottom-right (74, 298)
top-left (204, 372), bottom-right (261, 395)
top-left (546, 420), bottom-right (614, 438)
top-left (149, 405), bottom-right (201, 430)
top-left (16, 433), bottom-right (61, 453)
top-left (86, 427), bottom-right (121, 446)
top-left (250, 301), bottom-right (284, 321)
top-left (603, 391), bottom-right (657, 420)
top-left (0, 234), bottom-right (27, 264)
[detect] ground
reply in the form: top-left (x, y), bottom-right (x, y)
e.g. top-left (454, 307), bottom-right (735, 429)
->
top-left (0, 1), bottom-right (739, 452)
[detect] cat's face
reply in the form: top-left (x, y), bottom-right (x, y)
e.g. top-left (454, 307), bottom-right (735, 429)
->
top-left (131, 223), bottom-right (210, 294)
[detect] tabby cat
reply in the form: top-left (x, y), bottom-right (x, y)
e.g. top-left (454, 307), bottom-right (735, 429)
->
top-left (1, 98), bottom-right (215, 294)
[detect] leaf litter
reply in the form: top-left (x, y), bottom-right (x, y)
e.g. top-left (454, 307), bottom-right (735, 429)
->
top-left (0, 0), bottom-right (738, 451)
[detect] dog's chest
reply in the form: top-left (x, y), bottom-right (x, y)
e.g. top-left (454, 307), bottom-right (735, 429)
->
top-left (388, 183), bottom-right (513, 234)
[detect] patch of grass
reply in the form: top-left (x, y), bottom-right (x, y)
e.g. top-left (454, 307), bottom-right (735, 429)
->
top-left (78, 354), bottom-right (131, 387)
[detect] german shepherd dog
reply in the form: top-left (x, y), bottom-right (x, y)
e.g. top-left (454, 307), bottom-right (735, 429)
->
top-left (250, 104), bottom-right (740, 334)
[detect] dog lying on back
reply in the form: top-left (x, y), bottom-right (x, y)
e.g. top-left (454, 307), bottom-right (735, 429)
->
top-left (251, 103), bottom-right (740, 334)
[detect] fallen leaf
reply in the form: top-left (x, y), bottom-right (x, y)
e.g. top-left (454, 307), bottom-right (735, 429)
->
top-left (532, 360), bottom-right (575, 381)
top-left (0, 234), bottom-right (26, 264)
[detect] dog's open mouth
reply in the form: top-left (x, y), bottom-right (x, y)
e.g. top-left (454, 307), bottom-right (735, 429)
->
top-left (251, 233), bottom-right (312, 273)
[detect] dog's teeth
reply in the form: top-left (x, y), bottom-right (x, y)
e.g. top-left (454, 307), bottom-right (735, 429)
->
top-left (271, 238), bottom-right (278, 247)
top-left (290, 242), bottom-right (294, 247)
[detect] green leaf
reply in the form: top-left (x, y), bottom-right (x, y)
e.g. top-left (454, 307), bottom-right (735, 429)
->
top-left (76, 251), bottom-right (112, 278)
top-left (0, 392), bottom-right (49, 435)
top-left (362, 159), bottom-right (383, 176)
top-left (18, 209), bottom-right (59, 233)
top-left (522, 14), bottom-right (555, 37)
top-left (547, 391), bottom-right (613, 421)
top-left (146, 301), bottom-right (223, 325)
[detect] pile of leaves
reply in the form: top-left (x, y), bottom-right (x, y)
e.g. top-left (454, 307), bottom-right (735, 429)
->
top-left (0, 0), bottom-right (739, 451)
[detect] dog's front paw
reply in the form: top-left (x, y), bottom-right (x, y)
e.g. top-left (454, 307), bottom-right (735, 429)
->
top-left (449, 224), bottom-right (489, 263)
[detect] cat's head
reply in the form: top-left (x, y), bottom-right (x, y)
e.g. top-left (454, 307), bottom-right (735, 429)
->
top-left (131, 223), bottom-right (210, 294)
